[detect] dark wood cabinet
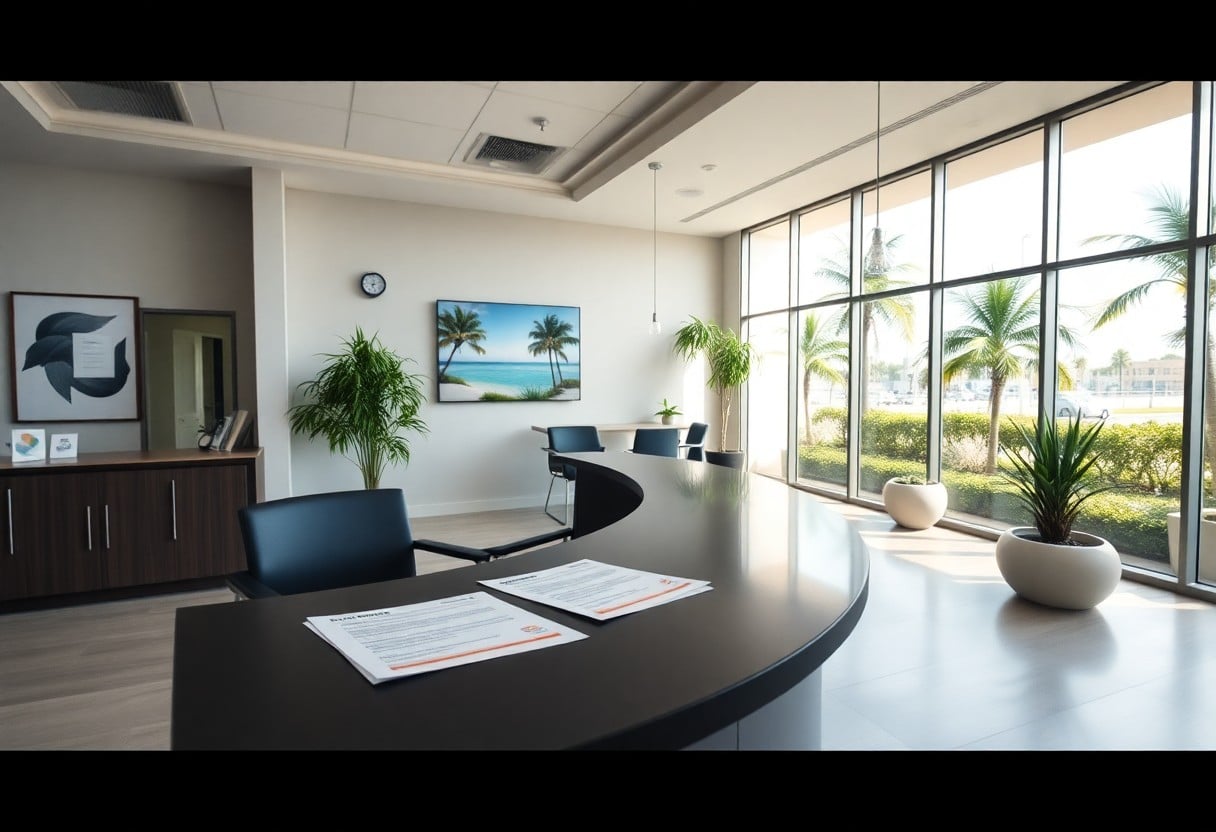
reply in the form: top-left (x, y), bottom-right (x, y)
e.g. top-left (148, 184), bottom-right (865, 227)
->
top-left (0, 449), bottom-right (261, 603)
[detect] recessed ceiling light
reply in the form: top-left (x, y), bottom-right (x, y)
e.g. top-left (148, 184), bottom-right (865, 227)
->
top-left (701, 164), bottom-right (718, 172)
top-left (676, 188), bottom-right (704, 198)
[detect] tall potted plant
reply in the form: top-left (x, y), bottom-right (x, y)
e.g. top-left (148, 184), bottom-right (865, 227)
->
top-left (288, 327), bottom-right (429, 489)
top-left (672, 316), bottom-right (758, 469)
top-left (994, 410), bottom-right (1121, 610)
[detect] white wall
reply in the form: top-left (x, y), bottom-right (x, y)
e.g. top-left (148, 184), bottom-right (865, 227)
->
top-left (0, 163), bottom-right (256, 454)
top-left (282, 189), bottom-right (723, 515)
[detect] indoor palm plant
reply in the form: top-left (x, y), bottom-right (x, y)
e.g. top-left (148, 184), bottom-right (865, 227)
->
top-left (672, 316), bottom-right (758, 469)
top-left (994, 410), bottom-right (1121, 609)
top-left (288, 327), bottom-right (429, 489)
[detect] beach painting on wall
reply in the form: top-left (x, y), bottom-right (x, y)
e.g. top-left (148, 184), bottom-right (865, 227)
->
top-left (436, 300), bottom-right (580, 402)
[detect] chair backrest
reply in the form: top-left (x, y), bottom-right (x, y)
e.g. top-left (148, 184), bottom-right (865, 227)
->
top-left (238, 488), bottom-right (417, 596)
top-left (632, 427), bottom-right (679, 457)
top-left (546, 425), bottom-right (605, 453)
top-left (545, 425), bottom-right (605, 479)
top-left (682, 421), bottom-right (709, 461)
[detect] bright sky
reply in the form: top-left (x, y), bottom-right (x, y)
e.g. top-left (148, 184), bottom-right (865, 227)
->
top-left (437, 300), bottom-right (581, 364)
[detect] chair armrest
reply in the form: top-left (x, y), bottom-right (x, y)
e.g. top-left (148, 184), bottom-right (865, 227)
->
top-left (413, 538), bottom-right (494, 564)
top-left (225, 571), bottom-right (280, 600)
top-left (482, 527), bottom-right (572, 558)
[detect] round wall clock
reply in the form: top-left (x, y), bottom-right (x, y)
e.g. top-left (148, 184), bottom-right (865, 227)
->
top-left (360, 272), bottom-right (387, 297)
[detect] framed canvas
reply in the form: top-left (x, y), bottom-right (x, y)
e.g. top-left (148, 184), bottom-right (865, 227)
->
top-left (436, 300), bottom-right (581, 403)
top-left (10, 291), bottom-right (142, 422)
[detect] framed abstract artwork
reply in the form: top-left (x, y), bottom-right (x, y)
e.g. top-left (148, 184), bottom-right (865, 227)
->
top-left (436, 299), bottom-right (581, 403)
top-left (9, 291), bottom-right (142, 422)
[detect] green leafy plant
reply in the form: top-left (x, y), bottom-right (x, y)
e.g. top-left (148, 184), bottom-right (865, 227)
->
top-left (655, 398), bottom-right (682, 418)
top-left (672, 316), bottom-right (759, 453)
top-left (1000, 411), bottom-right (1115, 544)
top-left (288, 328), bottom-right (428, 489)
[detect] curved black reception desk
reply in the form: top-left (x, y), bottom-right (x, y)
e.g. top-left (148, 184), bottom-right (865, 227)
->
top-left (171, 453), bottom-right (870, 750)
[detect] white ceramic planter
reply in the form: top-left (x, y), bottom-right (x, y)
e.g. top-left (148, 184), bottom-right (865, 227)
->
top-left (994, 527), bottom-right (1121, 610)
top-left (1165, 510), bottom-right (1216, 582)
top-left (881, 479), bottom-right (948, 530)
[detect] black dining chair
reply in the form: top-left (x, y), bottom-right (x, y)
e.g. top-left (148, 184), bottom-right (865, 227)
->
top-left (225, 488), bottom-right (570, 599)
top-left (630, 427), bottom-right (679, 458)
top-left (543, 425), bottom-right (605, 524)
top-left (679, 422), bottom-right (709, 461)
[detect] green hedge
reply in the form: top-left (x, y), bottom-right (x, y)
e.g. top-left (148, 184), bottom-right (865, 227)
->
top-left (797, 443), bottom-right (1172, 560)
top-left (808, 407), bottom-right (1186, 496)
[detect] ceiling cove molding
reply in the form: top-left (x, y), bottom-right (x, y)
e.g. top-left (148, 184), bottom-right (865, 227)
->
top-left (565, 81), bottom-right (756, 202)
top-left (2, 81), bottom-right (570, 198)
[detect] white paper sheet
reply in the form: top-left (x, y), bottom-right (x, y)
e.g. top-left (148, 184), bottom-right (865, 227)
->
top-left (479, 559), bottom-right (712, 621)
top-left (304, 591), bottom-right (587, 685)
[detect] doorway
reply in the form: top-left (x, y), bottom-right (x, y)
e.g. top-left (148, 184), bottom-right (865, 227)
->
top-left (142, 310), bottom-right (236, 451)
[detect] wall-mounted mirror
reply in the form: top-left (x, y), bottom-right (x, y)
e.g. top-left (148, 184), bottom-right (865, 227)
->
top-left (141, 309), bottom-right (237, 451)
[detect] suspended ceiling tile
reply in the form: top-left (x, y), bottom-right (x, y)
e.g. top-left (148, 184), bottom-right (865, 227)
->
top-left (573, 112), bottom-right (633, 152)
top-left (495, 81), bottom-right (641, 113)
top-left (346, 111), bottom-right (467, 164)
top-left (471, 90), bottom-right (605, 149)
top-left (614, 81), bottom-right (682, 118)
top-left (177, 82), bottom-right (222, 130)
top-left (351, 81), bottom-right (491, 130)
top-left (211, 81), bottom-right (353, 110)
top-left (214, 89), bottom-right (350, 148)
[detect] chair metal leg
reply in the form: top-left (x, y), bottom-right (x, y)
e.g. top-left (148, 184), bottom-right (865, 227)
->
top-left (544, 474), bottom-right (570, 524)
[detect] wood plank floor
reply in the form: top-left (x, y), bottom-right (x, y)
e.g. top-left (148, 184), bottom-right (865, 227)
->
top-left (3, 500), bottom-right (1215, 751)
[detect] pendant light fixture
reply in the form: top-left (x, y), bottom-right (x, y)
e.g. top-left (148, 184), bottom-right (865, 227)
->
top-left (863, 80), bottom-right (891, 277)
top-left (648, 161), bottom-right (663, 335)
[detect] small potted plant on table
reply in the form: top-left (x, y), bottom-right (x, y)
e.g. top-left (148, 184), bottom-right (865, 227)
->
top-left (655, 398), bottom-right (682, 425)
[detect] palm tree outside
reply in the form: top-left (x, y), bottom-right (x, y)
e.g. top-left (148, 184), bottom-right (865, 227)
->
top-left (799, 312), bottom-right (848, 444)
top-left (942, 276), bottom-right (1078, 475)
top-left (437, 305), bottom-right (487, 381)
top-left (816, 234), bottom-right (916, 412)
top-left (528, 313), bottom-right (579, 390)
top-left (1108, 348), bottom-right (1132, 391)
top-left (1086, 183), bottom-right (1216, 493)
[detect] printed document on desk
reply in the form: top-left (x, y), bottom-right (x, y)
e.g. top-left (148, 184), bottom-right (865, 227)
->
top-left (479, 558), bottom-right (712, 622)
top-left (304, 591), bottom-right (587, 685)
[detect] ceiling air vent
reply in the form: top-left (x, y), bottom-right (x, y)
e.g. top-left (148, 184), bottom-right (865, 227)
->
top-left (463, 133), bottom-right (566, 175)
top-left (54, 81), bottom-right (188, 123)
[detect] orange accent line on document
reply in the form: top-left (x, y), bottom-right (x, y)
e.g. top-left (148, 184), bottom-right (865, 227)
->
top-left (388, 631), bottom-right (562, 671)
top-left (594, 581), bottom-right (692, 614)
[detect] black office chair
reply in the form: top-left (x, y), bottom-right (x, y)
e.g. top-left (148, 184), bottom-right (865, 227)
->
top-left (679, 422), bottom-right (709, 461)
top-left (226, 488), bottom-right (570, 599)
top-left (543, 425), bottom-right (605, 524)
top-left (630, 427), bottom-right (679, 458)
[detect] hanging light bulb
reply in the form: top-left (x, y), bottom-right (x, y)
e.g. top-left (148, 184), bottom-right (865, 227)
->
top-left (864, 81), bottom-right (891, 277)
top-left (649, 161), bottom-right (663, 335)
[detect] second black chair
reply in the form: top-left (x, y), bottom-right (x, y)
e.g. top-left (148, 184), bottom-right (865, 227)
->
top-left (630, 427), bottom-right (679, 458)
top-left (679, 421), bottom-right (709, 461)
top-left (543, 425), bottom-right (605, 524)
top-left (226, 488), bottom-right (570, 599)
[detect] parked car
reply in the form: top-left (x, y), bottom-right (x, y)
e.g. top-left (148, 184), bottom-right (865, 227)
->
top-left (1056, 391), bottom-right (1109, 420)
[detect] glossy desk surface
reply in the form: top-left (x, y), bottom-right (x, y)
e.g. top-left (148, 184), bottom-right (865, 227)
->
top-left (171, 453), bottom-right (869, 750)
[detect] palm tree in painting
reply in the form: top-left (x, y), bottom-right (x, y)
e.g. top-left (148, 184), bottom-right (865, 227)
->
top-left (1087, 184), bottom-right (1216, 482)
top-left (942, 277), bottom-right (1079, 475)
top-left (528, 313), bottom-right (580, 389)
top-left (816, 234), bottom-right (916, 411)
top-left (437, 305), bottom-right (487, 381)
top-left (799, 313), bottom-right (848, 444)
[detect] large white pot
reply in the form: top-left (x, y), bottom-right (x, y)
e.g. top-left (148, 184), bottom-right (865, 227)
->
top-left (882, 479), bottom-right (948, 530)
top-left (1165, 510), bottom-right (1216, 582)
top-left (994, 527), bottom-right (1122, 610)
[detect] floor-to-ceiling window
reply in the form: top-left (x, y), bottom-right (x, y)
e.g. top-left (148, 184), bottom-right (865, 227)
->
top-left (741, 80), bottom-right (1216, 601)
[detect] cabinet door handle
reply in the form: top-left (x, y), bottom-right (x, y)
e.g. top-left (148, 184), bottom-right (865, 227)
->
top-left (104, 504), bottom-right (111, 550)
top-left (171, 479), bottom-right (178, 542)
top-left (86, 506), bottom-right (93, 552)
top-left (6, 488), bottom-right (12, 556)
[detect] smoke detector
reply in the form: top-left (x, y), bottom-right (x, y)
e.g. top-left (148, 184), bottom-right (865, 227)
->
top-left (463, 133), bottom-right (566, 175)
